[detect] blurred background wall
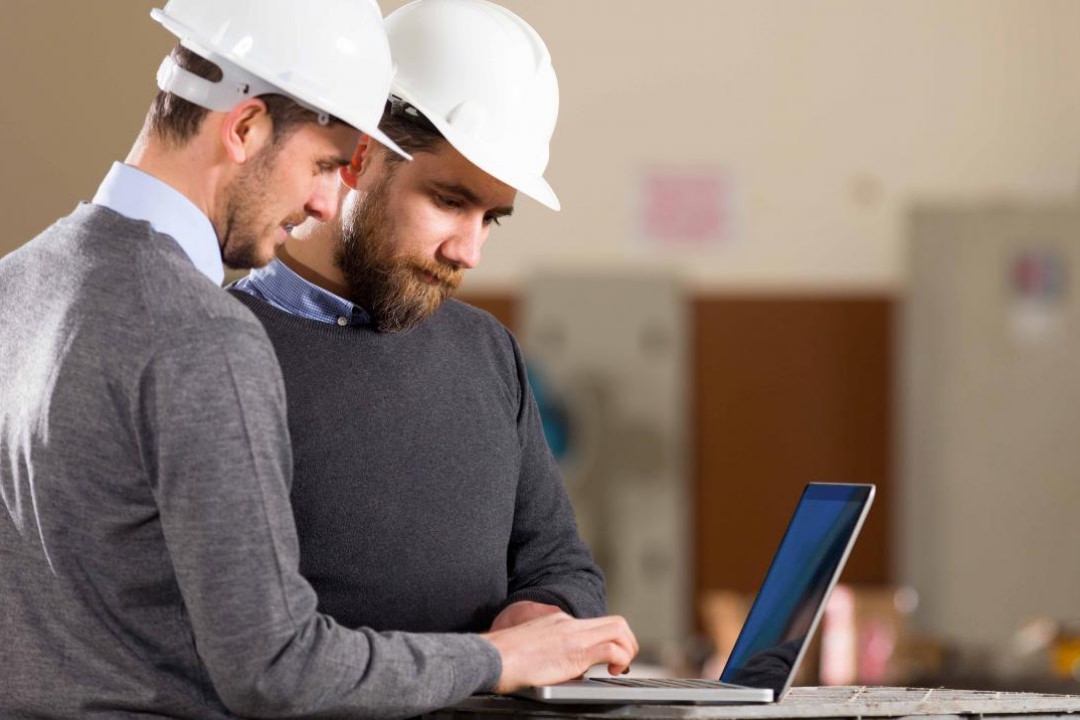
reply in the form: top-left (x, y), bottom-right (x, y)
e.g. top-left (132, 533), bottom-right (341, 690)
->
top-left (4, 0), bottom-right (1079, 690)
top-left (6, 1), bottom-right (1080, 282)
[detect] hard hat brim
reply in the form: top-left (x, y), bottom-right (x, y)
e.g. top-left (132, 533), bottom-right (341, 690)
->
top-left (511, 174), bottom-right (561, 212)
top-left (363, 128), bottom-right (412, 163)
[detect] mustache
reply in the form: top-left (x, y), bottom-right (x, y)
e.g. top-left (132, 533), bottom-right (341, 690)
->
top-left (411, 259), bottom-right (463, 290)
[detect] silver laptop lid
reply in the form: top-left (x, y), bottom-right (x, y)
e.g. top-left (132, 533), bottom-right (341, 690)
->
top-left (719, 483), bottom-right (875, 699)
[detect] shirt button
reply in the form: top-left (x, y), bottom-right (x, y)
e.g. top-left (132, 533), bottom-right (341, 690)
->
top-left (337, 316), bottom-right (348, 327)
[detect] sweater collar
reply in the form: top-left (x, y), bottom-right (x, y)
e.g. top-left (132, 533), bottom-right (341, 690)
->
top-left (92, 162), bottom-right (223, 286)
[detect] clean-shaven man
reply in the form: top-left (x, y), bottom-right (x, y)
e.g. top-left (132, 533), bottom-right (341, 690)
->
top-left (231, 0), bottom-right (607, 637)
top-left (0, 1), bottom-right (636, 717)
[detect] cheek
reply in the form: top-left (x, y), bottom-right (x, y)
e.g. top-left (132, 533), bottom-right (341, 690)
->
top-left (271, 147), bottom-right (318, 210)
top-left (393, 201), bottom-right (456, 258)
top-left (285, 172), bottom-right (317, 207)
top-left (258, 174), bottom-right (299, 216)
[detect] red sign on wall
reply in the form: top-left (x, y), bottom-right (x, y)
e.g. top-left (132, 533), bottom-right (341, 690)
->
top-left (639, 168), bottom-right (733, 245)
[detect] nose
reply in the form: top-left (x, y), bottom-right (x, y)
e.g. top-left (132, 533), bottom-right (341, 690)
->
top-left (438, 219), bottom-right (485, 270)
top-left (304, 173), bottom-right (341, 223)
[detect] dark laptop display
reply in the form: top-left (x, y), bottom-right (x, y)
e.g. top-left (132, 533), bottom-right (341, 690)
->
top-left (720, 483), bottom-right (874, 694)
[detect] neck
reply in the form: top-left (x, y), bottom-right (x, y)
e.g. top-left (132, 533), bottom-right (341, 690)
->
top-left (125, 127), bottom-right (226, 240)
top-left (279, 219), bottom-right (351, 298)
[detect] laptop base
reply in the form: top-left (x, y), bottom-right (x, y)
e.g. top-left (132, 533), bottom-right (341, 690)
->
top-left (515, 679), bottom-right (773, 704)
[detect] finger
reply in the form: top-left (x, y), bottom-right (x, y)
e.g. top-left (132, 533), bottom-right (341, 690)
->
top-left (613, 615), bottom-right (639, 658)
top-left (607, 658), bottom-right (632, 676)
top-left (582, 618), bottom-right (638, 660)
top-left (596, 615), bottom-right (637, 653)
top-left (587, 641), bottom-right (633, 675)
top-left (625, 622), bottom-right (640, 658)
top-left (604, 616), bottom-right (639, 658)
top-left (578, 616), bottom-right (631, 644)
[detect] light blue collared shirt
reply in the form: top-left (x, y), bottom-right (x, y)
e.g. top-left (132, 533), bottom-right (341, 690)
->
top-left (92, 162), bottom-right (223, 285)
top-left (232, 257), bottom-right (372, 327)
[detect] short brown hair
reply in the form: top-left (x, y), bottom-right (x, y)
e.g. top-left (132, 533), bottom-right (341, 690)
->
top-left (146, 45), bottom-right (338, 147)
top-left (377, 97), bottom-right (447, 164)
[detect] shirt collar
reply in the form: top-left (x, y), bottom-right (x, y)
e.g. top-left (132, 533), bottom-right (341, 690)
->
top-left (232, 257), bottom-right (371, 327)
top-left (92, 162), bottom-right (223, 285)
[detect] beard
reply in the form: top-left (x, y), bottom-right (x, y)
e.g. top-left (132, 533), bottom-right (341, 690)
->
top-left (219, 141), bottom-right (300, 270)
top-left (335, 174), bottom-right (463, 333)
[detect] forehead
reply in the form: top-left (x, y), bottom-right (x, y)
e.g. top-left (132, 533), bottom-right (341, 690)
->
top-left (396, 143), bottom-right (516, 207)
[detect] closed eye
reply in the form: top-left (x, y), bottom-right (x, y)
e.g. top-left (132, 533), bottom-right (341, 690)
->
top-left (315, 156), bottom-right (350, 175)
top-left (435, 194), bottom-right (463, 210)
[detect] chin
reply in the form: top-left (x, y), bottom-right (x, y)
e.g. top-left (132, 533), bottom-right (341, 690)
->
top-left (253, 237), bottom-right (283, 266)
top-left (223, 240), bottom-right (278, 271)
top-left (261, 247), bottom-right (282, 267)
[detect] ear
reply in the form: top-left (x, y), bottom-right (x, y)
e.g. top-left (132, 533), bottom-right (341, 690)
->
top-left (219, 98), bottom-right (273, 165)
top-left (339, 134), bottom-right (378, 189)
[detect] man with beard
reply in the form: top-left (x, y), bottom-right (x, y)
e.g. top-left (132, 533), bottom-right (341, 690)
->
top-left (0, 1), bottom-right (637, 717)
top-left (230, 0), bottom-right (607, 638)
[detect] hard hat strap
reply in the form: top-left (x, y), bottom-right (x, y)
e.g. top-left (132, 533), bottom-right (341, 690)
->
top-left (156, 54), bottom-right (330, 126)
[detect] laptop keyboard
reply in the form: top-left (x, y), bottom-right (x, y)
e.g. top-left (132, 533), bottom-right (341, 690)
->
top-left (590, 678), bottom-right (731, 689)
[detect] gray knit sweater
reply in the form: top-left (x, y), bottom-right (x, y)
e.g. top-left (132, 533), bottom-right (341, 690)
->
top-left (228, 291), bottom-right (606, 634)
top-left (0, 204), bottom-right (500, 719)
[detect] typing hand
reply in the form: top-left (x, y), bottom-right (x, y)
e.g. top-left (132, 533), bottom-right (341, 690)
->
top-left (481, 612), bottom-right (639, 693)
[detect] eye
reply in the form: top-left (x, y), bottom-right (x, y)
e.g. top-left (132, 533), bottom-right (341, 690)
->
top-left (435, 194), bottom-right (462, 210)
top-left (315, 160), bottom-right (343, 175)
top-left (483, 214), bottom-right (502, 227)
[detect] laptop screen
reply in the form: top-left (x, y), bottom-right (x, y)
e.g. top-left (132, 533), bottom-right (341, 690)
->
top-left (719, 483), bottom-right (874, 695)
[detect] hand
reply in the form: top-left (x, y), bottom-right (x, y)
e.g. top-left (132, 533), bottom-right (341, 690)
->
top-left (481, 611), bottom-right (638, 694)
top-left (489, 601), bottom-right (563, 631)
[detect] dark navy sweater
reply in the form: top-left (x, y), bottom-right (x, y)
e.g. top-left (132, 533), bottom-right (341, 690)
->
top-left (231, 291), bottom-right (606, 632)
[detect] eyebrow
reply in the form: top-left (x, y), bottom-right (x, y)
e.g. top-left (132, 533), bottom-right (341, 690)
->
top-left (431, 180), bottom-right (514, 217)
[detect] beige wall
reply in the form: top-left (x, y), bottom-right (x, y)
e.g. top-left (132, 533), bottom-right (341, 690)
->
top-left (4, 1), bottom-right (1080, 292)
top-left (1, 2), bottom-right (171, 249)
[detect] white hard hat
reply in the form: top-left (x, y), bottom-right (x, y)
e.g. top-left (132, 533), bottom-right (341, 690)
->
top-left (384, 0), bottom-right (560, 210)
top-left (151, 0), bottom-right (410, 160)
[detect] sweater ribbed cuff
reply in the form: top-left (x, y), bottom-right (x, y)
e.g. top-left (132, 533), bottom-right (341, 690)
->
top-left (462, 634), bottom-right (503, 694)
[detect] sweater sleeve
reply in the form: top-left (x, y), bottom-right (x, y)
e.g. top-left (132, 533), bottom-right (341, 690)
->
top-left (500, 329), bottom-right (607, 619)
top-left (141, 319), bottom-right (500, 719)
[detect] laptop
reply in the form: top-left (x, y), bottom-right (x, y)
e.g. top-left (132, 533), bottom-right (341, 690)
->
top-left (517, 482), bottom-right (875, 704)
